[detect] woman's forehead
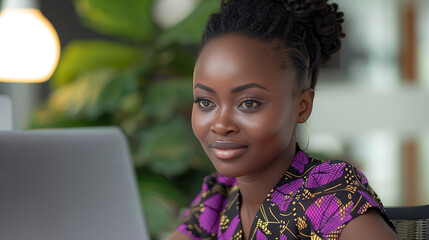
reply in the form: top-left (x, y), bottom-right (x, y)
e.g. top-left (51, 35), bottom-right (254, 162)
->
top-left (197, 34), bottom-right (272, 66)
top-left (194, 34), bottom-right (296, 88)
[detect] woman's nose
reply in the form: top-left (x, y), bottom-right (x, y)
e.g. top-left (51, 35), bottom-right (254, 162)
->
top-left (209, 108), bottom-right (239, 136)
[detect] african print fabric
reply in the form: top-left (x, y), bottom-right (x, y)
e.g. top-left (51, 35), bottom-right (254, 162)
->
top-left (177, 150), bottom-right (395, 240)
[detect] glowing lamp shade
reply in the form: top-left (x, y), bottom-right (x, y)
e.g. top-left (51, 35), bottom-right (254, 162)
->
top-left (0, 9), bottom-right (60, 83)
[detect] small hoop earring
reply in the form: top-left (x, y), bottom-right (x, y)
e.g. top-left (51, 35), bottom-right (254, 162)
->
top-left (296, 121), bottom-right (310, 151)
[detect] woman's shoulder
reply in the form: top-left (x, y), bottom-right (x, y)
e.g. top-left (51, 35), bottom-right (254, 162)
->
top-left (298, 157), bottom-right (385, 212)
top-left (294, 157), bottom-right (395, 235)
top-left (274, 156), bottom-right (380, 210)
top-left (284, 152), bottom-right (369, 190)
top-left (303, 158), bottom-right (371, 190)
top-left (255, 155), bottom-right (394, 239)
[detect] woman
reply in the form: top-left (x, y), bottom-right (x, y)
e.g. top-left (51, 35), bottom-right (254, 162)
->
top-left (169, 0), bottom-right (399, 239)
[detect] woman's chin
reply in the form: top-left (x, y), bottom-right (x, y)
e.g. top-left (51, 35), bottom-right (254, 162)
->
top-left (206, 150), bottom-right (250, 178)
top-left (211, 163), bottom-right (246, 178)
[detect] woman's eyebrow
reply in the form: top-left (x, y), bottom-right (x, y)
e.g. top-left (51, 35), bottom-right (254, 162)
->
top-left (194, 83), bottom-right (270, 93)
top-left (194, 83), bottom-right (215, 93)
top-left (231, 83), bottom-right (270, 93)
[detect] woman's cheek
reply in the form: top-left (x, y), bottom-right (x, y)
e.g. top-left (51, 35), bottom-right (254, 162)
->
top-left (241, 108), bottom-right (294, 142)
top-left (191, 107), bottom-right (210, 142)
top-left (239, 109), bottom-right (281, 132)
top-left (191, 107), bottom-right (201, 140)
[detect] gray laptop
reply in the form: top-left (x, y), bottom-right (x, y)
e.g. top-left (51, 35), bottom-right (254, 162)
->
top-left (0, 127), bottom-right (150, 240)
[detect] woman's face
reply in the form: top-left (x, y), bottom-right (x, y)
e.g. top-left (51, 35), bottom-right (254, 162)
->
top-left (192, 33), bottom-right (312, 178)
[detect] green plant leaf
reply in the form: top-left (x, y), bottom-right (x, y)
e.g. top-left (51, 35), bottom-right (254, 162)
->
top-left (138, 173), bottom-right (187, 206)
top-left (153, 45), bottom-right (196, 76)
top-left (156, 0), bottom-right (219, 47)
top-left (48, 68), bottom-right (117, 119)
top-left (95, 68), bottom-right (140, 114)
top-left (74, 0), bottom-right (155, 42)
top-left (52, 40), bottom-right (142, 88)
top-left (137, 117), bottom-right (194, 176)
top-left (28, 108), bottom-right (105, 129)
top-left (137, 172), bottom-right (188, 237)
top-left (143, 78), bottom-right (193, 121)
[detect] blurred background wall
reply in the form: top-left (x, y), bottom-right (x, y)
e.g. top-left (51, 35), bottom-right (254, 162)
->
top-left (1, 0), bottom-right (428, 237)
top-left (307, 0), bottom-right (429, 207)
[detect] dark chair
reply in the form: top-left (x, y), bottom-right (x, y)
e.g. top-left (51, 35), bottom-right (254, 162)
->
top-left (385, 205), bottom-right (429, 240)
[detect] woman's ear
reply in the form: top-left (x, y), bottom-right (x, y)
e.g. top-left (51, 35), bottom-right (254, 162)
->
top-left (295, 88), bottom-right (315, 123)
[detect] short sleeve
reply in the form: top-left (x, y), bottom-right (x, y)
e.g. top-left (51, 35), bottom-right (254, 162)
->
top-left (176, 173), bottom-right (237, 239)
top-left (300, 160), bottom-right (395, 239)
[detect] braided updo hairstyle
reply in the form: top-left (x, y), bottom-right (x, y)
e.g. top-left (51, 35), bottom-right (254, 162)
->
top-left (201, 0), bottom-right (345, 88)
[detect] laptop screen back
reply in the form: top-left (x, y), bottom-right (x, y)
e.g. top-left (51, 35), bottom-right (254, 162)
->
top-left (0, 128), bottom-right (150, 240)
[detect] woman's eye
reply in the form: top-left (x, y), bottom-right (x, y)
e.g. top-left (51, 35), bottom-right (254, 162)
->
top-left (194, 98), bottom-right (215, 109)
top-left (200, 99), bottom-right (212, 107)
top-left (239, 99), bottom-right (260, 110)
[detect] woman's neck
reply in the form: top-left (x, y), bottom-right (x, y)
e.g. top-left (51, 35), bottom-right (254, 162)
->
top-left (237, 142), bottom-right (297, 214)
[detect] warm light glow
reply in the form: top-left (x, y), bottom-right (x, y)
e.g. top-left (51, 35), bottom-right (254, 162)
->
top-left (0, 9), bottom-right (60, 83)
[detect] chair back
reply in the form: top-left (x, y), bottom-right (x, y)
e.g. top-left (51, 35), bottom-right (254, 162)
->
top-left (385, 205), bottom-right (429, 240)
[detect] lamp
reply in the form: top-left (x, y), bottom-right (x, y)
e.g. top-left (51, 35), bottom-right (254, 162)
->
top-left (0, 0), bottom-right (60, 83)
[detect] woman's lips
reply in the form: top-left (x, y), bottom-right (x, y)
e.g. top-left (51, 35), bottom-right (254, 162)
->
top-left (209, 141), bottom-right (248, 160)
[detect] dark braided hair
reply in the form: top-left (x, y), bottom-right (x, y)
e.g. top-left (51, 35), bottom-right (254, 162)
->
top-left (201, 0), bottom-right (345, 88)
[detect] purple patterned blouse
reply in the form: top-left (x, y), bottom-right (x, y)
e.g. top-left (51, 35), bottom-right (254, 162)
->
top-left (177, 150), bottom-right (394, 239)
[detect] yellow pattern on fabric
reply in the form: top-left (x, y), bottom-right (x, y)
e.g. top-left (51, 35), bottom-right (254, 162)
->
top-left (233, 230), bottom-right (243, 239)
top-left (359, 202), bottom-right (371, 214)
top-left (284, 220), bottom-right (298, 239)
top-left (301, 188), bottom-right (316, 200)
top-left (338, 199), bottom-right (353, 221)
top-left (219, 215), bottom-right (230, 230)
top-left (297, 216), bottom-right (307, 230)
top-left (327, 229), bottom-right (342, 240)
top-left (311, 232), bottom-right (322, 240)
top-left (315, 196), bottom-right (324, 207)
